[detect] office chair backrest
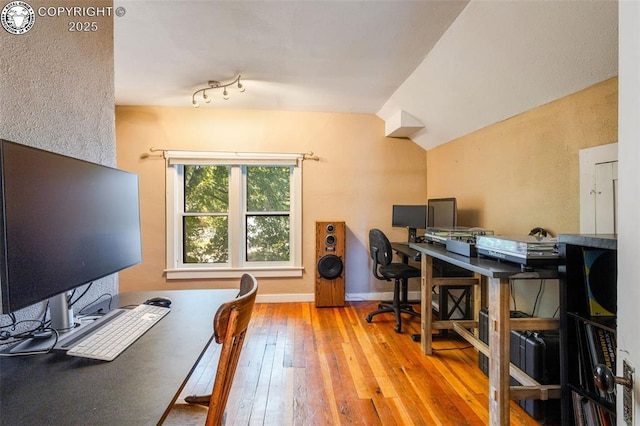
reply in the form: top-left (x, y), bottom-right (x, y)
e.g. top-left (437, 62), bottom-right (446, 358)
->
top-left (369, 228), bottom-right (393, 267)
top-left (207, 273), bottom-right (258, 426)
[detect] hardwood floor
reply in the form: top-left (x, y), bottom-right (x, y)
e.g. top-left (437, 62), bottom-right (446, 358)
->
top-left (177, 302), bottom-right (544, 425)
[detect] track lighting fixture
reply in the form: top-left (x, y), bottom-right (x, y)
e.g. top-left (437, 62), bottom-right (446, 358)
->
top-left (191, 75), bottom-right (245, 107)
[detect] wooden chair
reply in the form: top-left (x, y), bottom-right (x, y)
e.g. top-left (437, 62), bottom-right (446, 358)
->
top-left (164, 273), bottom-right (258, 425)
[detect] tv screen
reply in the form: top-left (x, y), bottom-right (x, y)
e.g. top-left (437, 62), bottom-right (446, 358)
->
top-left (392, 205), bottom-right (427, 242)
top-left (0, 139), bottom-right (142, 314)
top-left (392, 205), bottom-right (427, 229)
top-left (427, 198), bottom-right (457, 228)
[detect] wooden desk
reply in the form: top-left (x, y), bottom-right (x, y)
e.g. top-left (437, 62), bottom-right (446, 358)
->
top-left (409, 242), bottom-right (560, 426)
top-left (392, 241), bottom-right (475, 324)
top-left (0, 289), bottom-right (237, 425)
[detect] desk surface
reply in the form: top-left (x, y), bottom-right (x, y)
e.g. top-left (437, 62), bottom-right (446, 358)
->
top-left (409, 242), bottom-right (557, 279)
top-left (391, 242), bottom-right (421, 261)
top-left (0, 289), bottom-right (237, 426)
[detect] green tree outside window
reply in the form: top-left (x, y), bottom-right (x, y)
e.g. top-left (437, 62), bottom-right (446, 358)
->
top-left (182, 164), bottom-right (291, 264)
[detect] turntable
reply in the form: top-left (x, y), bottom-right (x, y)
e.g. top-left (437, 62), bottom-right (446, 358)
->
top-left (475, 235), bottom-right (561, 266)
top-left (424, 227), bottom-right (494, 257)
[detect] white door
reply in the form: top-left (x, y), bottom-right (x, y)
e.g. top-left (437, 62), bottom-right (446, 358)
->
top-left (594, 160), bottom-right (618, 234)
top-left (579, 143), bottom-right (618, 234)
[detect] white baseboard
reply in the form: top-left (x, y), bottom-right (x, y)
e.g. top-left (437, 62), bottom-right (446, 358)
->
top-left (255, 291), bottom-right (421, 304)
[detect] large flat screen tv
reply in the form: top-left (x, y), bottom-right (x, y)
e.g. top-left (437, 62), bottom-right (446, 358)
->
top-left (0, 139), bottom-right (142, 328)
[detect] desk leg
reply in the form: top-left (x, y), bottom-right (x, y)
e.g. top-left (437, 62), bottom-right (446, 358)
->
top-left (487, 277), bottom-right (510, 426)
top-left (421, 254), bottom-right (434, 355)
top-left (473, 273), bottom-right (482, 339)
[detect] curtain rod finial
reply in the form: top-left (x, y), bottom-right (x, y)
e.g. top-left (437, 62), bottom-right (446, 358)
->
top-left (141, 147), bottom-right (165, 160)
top-left (304, 151), bottom-right (319, 161)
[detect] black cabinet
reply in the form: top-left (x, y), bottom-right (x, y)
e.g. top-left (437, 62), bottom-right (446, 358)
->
top-left (559, 234), bottom-right (617, 425)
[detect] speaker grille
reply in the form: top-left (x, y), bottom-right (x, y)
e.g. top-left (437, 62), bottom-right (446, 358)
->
top-left (325, 234), bottom-right (336, 247)
top-left (317, 254), bottom-right (343, 279)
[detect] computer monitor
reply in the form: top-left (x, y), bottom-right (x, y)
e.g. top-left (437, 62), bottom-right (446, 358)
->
top-left (0, 139), bottom-right (142, 330)
top-left (392, 205), bottom-right (427, 243)
top-left (427, 197), bottom-right (458, 228)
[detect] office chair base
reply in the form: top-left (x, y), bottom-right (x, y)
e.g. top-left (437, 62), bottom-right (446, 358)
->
top-left (365, 302), bottom-right (420, 333)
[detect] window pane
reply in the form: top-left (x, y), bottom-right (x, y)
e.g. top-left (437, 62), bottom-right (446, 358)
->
top-left (184, 165), bottom-right (229, 213)
top-left (183, 216), bottom-right (228, 263)
top-left (246, 215), bottom-right (290, 262)
top-left (246, 166), bottom-right (290, 212)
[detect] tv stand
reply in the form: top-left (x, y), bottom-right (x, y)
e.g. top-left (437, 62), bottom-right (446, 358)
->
top-left (6, 307), bottom-right (124, 356)
top-left (49, 292), bottom-right (75, 331)
top-left (7, 332), bottom-right (58, 355)
top-left (4, 292), bottom-right (76, 355)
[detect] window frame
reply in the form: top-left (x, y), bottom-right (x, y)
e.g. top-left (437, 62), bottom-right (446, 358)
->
top-left (165, 151), bottom-right (303, 279)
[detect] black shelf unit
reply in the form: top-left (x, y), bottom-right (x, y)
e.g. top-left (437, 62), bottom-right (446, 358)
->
top-left (559, 234), bottom-right (617, 425)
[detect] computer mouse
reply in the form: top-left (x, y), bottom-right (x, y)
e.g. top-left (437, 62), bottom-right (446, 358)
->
top-left (144, 296), bottom-right (172, 308)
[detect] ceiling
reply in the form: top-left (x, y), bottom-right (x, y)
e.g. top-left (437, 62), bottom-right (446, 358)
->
top-left (114, 1), bottom-right (469, 113)
top-left (114, 1), bottom-right (618, 151)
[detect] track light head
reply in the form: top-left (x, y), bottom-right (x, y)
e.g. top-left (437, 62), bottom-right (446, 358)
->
top-left (191, 75), bottom-right (245, 107)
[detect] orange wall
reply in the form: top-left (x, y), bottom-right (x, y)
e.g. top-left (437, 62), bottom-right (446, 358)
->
top-left (425, 78), bottom-right (617, 317)
top-left (426, 78), bottom-right (617, 236)
top-left (115, 107), bottom-right (427, 296)
top-left (115, 78), bottom-right (616, 301)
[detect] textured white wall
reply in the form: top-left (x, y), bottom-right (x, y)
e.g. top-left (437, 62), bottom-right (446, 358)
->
top-left (0, 1), bottom-right (115, 331)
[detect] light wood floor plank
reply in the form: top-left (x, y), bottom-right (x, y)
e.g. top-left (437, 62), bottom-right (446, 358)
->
top-left (174, 301), bottom-right (549, 425)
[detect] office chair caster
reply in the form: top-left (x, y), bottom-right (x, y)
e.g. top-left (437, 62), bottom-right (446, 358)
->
top-left (365, 314), bottom-right (402, 333)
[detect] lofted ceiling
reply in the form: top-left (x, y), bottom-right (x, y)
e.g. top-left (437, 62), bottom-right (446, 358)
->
top-left (114, 0), bottom-right (469, 113)
top-left (114, 0), bottom-right (618, 151)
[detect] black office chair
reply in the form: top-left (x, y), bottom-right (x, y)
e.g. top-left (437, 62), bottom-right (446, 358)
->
top-left (365, 228), bottom-right (421, 333)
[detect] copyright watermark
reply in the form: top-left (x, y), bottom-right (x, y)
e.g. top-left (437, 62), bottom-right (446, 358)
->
top-left (1, 1), bottom-right (127, 35)
top-left (1, 1), bottom-right (35, 35)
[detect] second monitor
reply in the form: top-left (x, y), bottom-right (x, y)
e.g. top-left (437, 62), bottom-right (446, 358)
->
top-left (392, 205), bottom-right (427, 243)
top-left (427, 197), bottom-right (457, 228)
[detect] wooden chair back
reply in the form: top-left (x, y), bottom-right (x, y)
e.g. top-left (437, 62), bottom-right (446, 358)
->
top-left (206, 273), bottom-right (258, 425)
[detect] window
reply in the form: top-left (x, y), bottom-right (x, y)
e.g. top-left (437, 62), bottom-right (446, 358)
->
top-left (165, 151), bottom-right (303, 279)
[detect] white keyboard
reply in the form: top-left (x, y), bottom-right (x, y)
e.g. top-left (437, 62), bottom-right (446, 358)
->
top-left (65, 304), bottom-right (170, 361)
